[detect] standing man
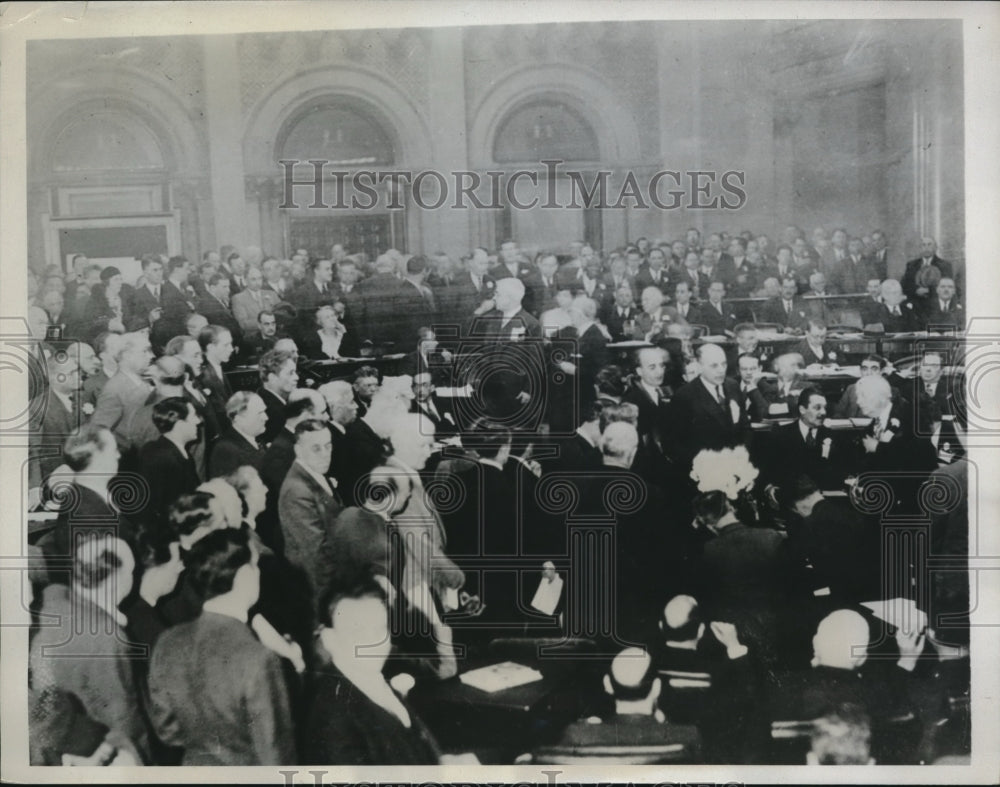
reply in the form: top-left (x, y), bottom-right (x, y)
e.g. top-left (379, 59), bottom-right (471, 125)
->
top-left (231, 266), bottom-right (282, 336)
top-left (255, 348), bottom-right (299, 445)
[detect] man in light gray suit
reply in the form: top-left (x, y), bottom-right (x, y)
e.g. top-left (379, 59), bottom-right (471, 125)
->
top-left (231, 266), bottom-right (283, 335)
top-left (90, 331), bottom-right (153, 450)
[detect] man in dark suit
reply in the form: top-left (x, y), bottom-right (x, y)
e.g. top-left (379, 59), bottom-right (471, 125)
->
top-left (902, 236), bottom-right (954, 306)
top-left (389, 255), bottom-right (437, 351)
top-left (195, 274), bottom-right (242, 347)
top-left (623, 346), bottom-right (673, 455)
top-left (781, 477), bottom-right (881, 603)
top-left (255, 348), bottom-right (299, 446)
top-left (207, 391), bottom-right (267, 478)
top-left (467, 277), bottom-right (544, 422)
top-left (602, 284), bottom-right (640, 343)
top-left (667, 343), bottom-right (749, 468)
top-left (354, 254), bottom-right (407, 347)
top-left (288, 257), bottom-right (336, 326)
top-left (924, 277), bottom-right (964, 331)
top-left (726, 324), bottom-right (770, 375)
top-left (337, 408), bottom-right (386, 507)
top-left (857, 277), bottom-right (885, 328)
top-left (869, 229), bottom-right (890, 280)
top-left (128, 255), bottom-right (165, 333)
top-left (734, 354), bottom-right (769, 423)
top-left (551, 400), bottom-right (604, 473)
top-left (351, 365), bottom-right (380, 420)
top-left (691, 281), bottom-right (738, 336)
top-left (409, 372), bottom-right (457, 437)
top-left (490, 239), bottom-right (533, 282)
top-left (634, 247), bottom-right (672, 296)
top-left (137, 397), bottom-right (202, 518)
top-left (792, 319), bottom-right (840, 366)
top-left (694, 491), bottom-right (789, 666)
top-left (827, 238), bottom-right (875, 295)
top-left (156, 256), bottom-right (197, 346)
top-left (567, 296), bottom-right (611, 405)
top-left (445, 248), bottom-right (496, 330)
top-left (912, 350), bottom-right (965, 427)
top-left (761, 245), bottom-right (797, 290)
top-left (148, 528), bottom-right (296, 765)
top-left (317, 380), bottom-right (361, 497)
top-left (523, 253), bottom-right (563, 317)
top-left (543, 648), bottom-right (701, 763)
top-left (670, 252), bottom-right (706, 299)
top-left (756, 276), bottom-right (810, 331)
top-left (399, 327), bottom-right (454, 388)
top-left (763, 387), bottom-right (850, 494)
top-left (876, 279), bottom-right (920, 333)
top-left (197, 324), bottom-right (234, 432)
top-left (278, 419), bottom-right (344, 595)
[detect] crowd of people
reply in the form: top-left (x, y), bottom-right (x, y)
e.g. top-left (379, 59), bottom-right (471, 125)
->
top-left (26, 225), bottom-right (969, 766)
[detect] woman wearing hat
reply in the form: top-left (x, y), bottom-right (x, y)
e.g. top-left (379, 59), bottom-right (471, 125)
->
top-left (82, 266), bottom-right (137, 341)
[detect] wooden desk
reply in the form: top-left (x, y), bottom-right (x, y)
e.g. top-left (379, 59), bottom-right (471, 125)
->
top-left (225, 353), bottom-right (406, 391)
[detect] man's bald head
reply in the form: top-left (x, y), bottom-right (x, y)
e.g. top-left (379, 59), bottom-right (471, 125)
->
top-left (812, 610), bottom-right (870, 670)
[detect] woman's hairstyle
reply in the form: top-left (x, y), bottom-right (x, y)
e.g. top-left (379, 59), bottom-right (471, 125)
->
top-left (185, 526), bottom-right (253, 602)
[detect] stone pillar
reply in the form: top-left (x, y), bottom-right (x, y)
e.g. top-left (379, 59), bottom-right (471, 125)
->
top-left (203, 36), bottom-right (249, 249)
top-left (426, 27), bottom-right (473, 258)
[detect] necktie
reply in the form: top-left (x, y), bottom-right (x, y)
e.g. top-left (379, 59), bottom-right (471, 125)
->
top-left (618, 308), bottom-right (625, 318)
top-left (152, 285), bottom-right (160, 301)
top-left (784, 300), bottom-right (792, 314)
top-left (473, 275), bottom-right (482, 293)
top-left (679, 305), bottom-right (686, 318)
top-left (893, 306), bottom-right (901, 316)
top-left (926, 383), bottom-right (936, 396)
top-left (716, 385), bottom-right (725, 406)
top-left (806, 428), bottom-right (816, 447)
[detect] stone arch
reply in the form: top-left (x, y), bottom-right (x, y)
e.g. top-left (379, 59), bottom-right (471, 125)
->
top-left (28, 65), bottom-right (205, 180)
top-left (468, 63), bottom-right (642, 169)
top-left (243, 65), bottom-right (433, 176)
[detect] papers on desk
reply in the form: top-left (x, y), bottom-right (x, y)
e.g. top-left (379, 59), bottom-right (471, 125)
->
top-left (849, 417), bottom-right (873, 428)
top-left (700, 335), bottom-right (729, 343)
top-left (823, 418), bottom-right (857, 429)
top-left (459, 661), bottom-right (544, 693)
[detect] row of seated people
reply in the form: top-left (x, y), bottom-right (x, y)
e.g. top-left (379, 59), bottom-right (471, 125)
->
top-left (26, 311), bottom-right (968, 765)
top-left (28, 228), bottom-right (963, 372)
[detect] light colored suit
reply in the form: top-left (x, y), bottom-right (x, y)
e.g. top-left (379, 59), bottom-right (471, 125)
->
top-left (91, 370), bottom-right (151, 450)
top-left (278, 460), bottom-right (343, 593)
top-left (230, 287), bottom-right (283, 335)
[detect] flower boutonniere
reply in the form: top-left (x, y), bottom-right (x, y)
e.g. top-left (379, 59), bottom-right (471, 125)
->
top-left (905, 302), bottom-right (914, 310)
top-left (202, 388), bottom-right (212, 397)
top-left (890, 417), bottom-right (900, 429)
top-left (821, 437), bottom-right (832, 459)
top-left (827, 351), bottom-right (837, 361)
top-left (798, 310), bottom-right (806, 317)
top-left (81, 402), bottom-right (95, 416)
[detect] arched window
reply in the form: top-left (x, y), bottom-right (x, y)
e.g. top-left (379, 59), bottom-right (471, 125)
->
top-left (51, 111), bottom-right (165, 172)
top-left (279, 104), bottom-right (395, 166)
top-left (493, 99), bottom-right (600, 164)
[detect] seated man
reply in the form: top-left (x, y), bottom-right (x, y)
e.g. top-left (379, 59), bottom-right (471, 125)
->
top-left (148, 528), bottom-right (296, 765)
top-left (542, 648), bottom-right (701, 762)
top-left (757, 275), bottom-right (810, 331)
top-left (409, 372), bottom-right (457, 437)
top-left (207, 391), bottom-right (267, 478)
top-left (302, 579), bottom-right (448, 765)
top-left (792, 319), bottom-right (839, 366)
top-left (691, 281), bottom-right (738, 337)
top-left (757, 352), bottom-right (808, 419)
top-left (924, 277), bottom-right (964, 331)
top-left (725, 323), bottom-right (770, 374)
top-left (875, 279), bottom-right (920, 333)
top-left (399, 326), bottom-right (454, 388)
top-left (734, 353), bottom-right (769, 422)
top-left (351, 365), bottom-right (381, 419)
top-left (833, 354), bottom-right (897, 418)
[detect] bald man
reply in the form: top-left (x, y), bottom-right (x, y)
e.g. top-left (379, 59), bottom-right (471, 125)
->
top-left (542, 648), bottom-right (701, 760)
top-left (902, 236), bottom-right (953, 306)
top-left (667, 343), bottom-right (749, 467)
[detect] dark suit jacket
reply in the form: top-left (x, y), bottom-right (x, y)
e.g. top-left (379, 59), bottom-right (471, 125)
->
top-left (302, 662), bottom-right (439, 765)
top-left (355, 273), bottom-right (414, 348)
top-left (575, 322), bottom-right (611, 396)
top-left (138, 436), bottom-right (201, 516)
top-left (195, 296), bottom-right (242, 345)
top-left (29, 389), bottom-right (80, 485)
top-left (735, 382), bottom-right (769, 422)
top-left (902, 256), bottom-right (954, 301)
top-left (552, 432), bottom-right (603, 473)
top-left (409, 394), bottom-right (457, 436)
top-left (298, 327), bottom-right (360, 361)
top-left (634, 267), bottom-right (672, 296)
top-left (468, 308), bottom-right (544, 421)
top-left (924, 298), bottom-right (965, 331)
top-left (399, 349), bottom-right (453, 388)
top-left (875, 301), bottom-right (920, 333)
top-left (756, 297), bottom-right (810, 330)
top-left (523, 271), bottom-right (562, 317)
top-left (128, 283), bottom-right (162, 330)
top-left (667, 377), bottom-right (750, 466)
top-left (158, 280), bottom-right (195, 338)
top-left (764, 421), bottom-right (850, 492)
top-left (148, 612), bottom-right (296, 765)
top-left (602, 303), bottom-right (640, 342)
top-left (691, 301), bottom-right (738, 335)
top-left (199, 362), bottom-right (232, 431)
top-left (278, 460), bottom-right (344, 592)
top-left (288, 280), bottom-right (335, 318)
top-left (623, 381), bottom-right (673, 454)
top-left (791, 339), bottom-right (839, 366)
top-left (260, 428), bottom-right (295, 496)
top-left (698, 521), bottom-right (789, 620)
top-left (256, 387), bottom-right (287, 446)
top-left (333, 418), bottom-right (386, 506)
top-left (757, 377), bottom-right (809, 419)
top-left (444, 271), bottom-right (497, 329)
top-left (207, 427), bottom-right (263, 479)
